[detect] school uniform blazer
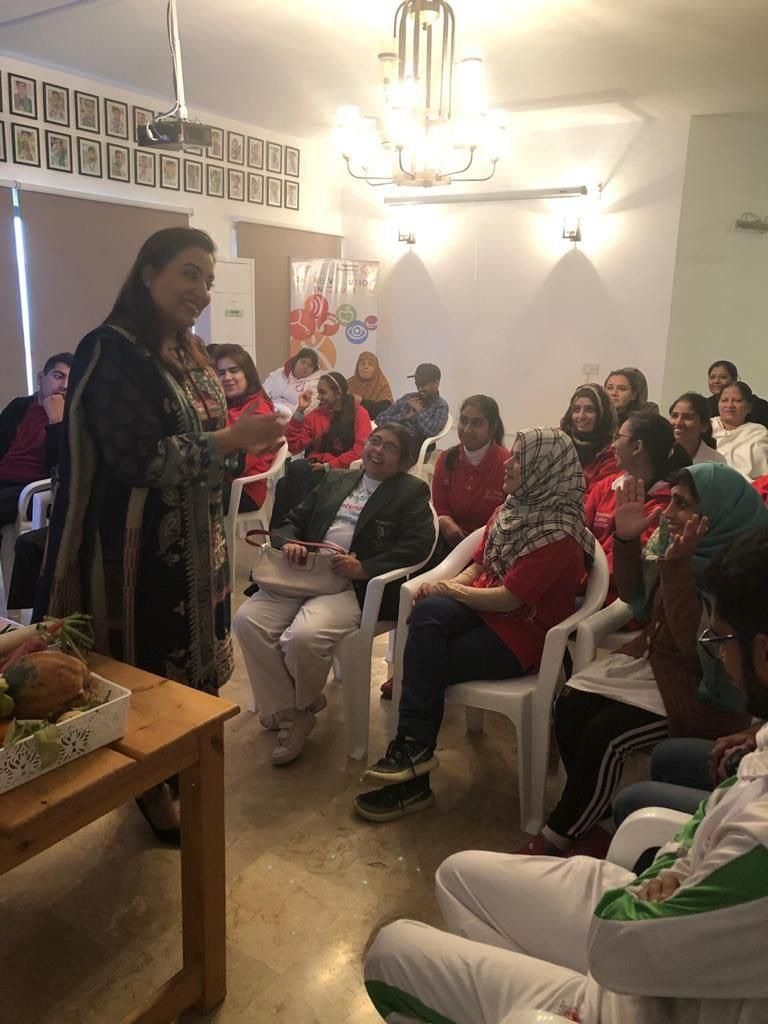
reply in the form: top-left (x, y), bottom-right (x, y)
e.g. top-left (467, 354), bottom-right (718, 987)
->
top-left (271, 468), bottom-right (436, 614)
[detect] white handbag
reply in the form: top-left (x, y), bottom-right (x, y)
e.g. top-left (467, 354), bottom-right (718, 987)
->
top-left (245, 530), bottom-right (349, 598)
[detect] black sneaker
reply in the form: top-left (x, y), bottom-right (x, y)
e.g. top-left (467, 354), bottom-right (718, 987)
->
top-left (355, 777), bottom-right (433, 822)
top-left (363, 736), bottom-right (438, 786)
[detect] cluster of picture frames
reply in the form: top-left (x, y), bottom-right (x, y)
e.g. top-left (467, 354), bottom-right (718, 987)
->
top-left (0, 70), bottom-right (301, 210)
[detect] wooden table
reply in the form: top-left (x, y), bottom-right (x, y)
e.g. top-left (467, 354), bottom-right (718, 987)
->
top-left (0, 654), bottom-right (239, 1024)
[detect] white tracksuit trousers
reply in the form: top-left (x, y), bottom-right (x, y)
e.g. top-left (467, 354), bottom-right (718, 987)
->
top-left (364, 851), bottom-right (634, 1024)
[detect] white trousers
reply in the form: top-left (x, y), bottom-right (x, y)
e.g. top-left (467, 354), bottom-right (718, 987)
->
top-left (364, 851), bottom-right (634, 1024)
top-left (232, 586), bottom-right (362, 717)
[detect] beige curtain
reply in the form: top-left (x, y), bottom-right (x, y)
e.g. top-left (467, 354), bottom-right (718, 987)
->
top-left (0, 187), bottom-right (27, 407)
top-left (235, 222), bottom-right (341, 377)
top-left (19, 190), bottom-right (188, 373)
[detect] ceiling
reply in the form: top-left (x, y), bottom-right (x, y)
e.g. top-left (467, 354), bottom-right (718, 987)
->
top-left (1, 0), bottom-right (767, 136)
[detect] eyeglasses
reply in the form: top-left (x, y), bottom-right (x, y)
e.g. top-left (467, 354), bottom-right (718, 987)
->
top-left (697, 626), bottom-right (742, 660)
top-left (366, 436), bottom-right (400, 455)
top-left (613, 431), bottom-right (633, 442)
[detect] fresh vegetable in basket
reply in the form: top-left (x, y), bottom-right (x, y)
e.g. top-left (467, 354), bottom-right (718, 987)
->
top-left (0, 614), bottom-right (94, 669)
top-left (0, 651), bottom-right (91, 720)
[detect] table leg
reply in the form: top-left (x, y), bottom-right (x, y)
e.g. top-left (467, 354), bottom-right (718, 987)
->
top-left (180, 725), bottom-right (227, 1012)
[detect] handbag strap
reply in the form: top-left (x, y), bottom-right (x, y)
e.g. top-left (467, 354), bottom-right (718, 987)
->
top-left (245, 529), bottom-right (347, 555)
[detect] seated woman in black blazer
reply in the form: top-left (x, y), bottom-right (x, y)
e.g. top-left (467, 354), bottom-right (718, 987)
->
top-left (233, 422), bottom-right (435, 766)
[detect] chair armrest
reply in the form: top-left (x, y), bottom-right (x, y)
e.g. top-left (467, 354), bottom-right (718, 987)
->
top-left (399, 527), bottom-right (483, 602)
top-left (31, 490), bottom-right (53, 531)
top-left (234, 442), bottom-right (290, 486)
top-left (572, 599), bottom-right (634, 672)
top-left (607, 807), bottom-right (691, 870)
top-left (16, 478), bottom-right (52, 531)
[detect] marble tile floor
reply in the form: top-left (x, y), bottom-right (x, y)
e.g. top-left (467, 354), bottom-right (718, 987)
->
top-left (0, 542), bottom-right (649, 1023)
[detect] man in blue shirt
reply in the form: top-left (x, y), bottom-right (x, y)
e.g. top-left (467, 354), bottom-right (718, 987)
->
top-left (376, 363), bottom-right (449, 451)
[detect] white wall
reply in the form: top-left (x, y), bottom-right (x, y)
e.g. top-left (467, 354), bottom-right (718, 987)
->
top-left (341, 117), bottom-right (691, 439)
top-left (0, 54), bottom-right (342, 258)
top-left (662, 112), bottom-right (768, 409)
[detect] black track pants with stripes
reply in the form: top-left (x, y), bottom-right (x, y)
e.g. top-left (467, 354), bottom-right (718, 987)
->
top-left (547, 687), bottom-right (669, 840)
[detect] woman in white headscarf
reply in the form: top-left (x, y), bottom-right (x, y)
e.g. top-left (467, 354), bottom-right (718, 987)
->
top-left (355, 427), bottom-right (596, 822)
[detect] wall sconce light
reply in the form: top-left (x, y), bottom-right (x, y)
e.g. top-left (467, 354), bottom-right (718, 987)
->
top-left (563, 216), bottom-right (582, 242)
top-left (398, 228), bottom-right (416, 245)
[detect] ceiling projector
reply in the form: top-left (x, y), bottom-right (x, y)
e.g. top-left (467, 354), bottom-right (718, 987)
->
top-left (137, 117), bottom-right (212, 151)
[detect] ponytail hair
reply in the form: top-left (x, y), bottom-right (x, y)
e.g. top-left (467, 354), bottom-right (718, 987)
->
top-left (318, 372), bottom-right (357, 454)
top-left (669, 391), bottom-right (717, 449)
top-left (445, 394), bottom-right (505, 471)
top-left (626, 411), bottom-right (691, 482)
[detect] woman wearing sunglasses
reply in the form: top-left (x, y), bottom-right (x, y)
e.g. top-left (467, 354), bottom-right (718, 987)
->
top-left (519, 461), bottom-right (768, 857)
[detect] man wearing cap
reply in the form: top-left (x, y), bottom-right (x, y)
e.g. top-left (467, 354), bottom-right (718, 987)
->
top-left (376, 363), bottom-right (449, 450)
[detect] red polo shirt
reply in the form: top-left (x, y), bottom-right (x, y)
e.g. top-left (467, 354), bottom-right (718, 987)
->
top-left (432, 442), bottom-right (510, 534)
top-left (0, 401), bottom-right (49, 483)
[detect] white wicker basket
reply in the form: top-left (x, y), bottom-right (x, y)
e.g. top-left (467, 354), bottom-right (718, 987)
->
top-left (0, 673), bottom-right (131, 795)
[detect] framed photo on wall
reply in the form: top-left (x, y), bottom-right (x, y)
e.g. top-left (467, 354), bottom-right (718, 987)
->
top-left (134, 149), bottom-right (156, 187)
top-left (247, 136), bottom-right (264, 170)
top-left (77, 137), bottom-right (102, 177)
top-left (285, 145), bottom-right (300, 178)
top-left (43, 82), bottom-right (70, 126)
top-left (45, 129), bottom-right (72, 173)
top-left (0, 122), bottom-right (6, 163)
top-left (75, 90), bottom-right (100, 133)
top-left (266, 176), bottom-right (282, 208)
top-left (184, 158), bottom-right (203, 194)
top-left (104, 98), bottom-right (129, 139)
top-left (266, 141), bottom-right (282, 174)
top-left (207, 126), bottom-right (223, 161)
top-left (247, 172), bottom-right (263, 204)
top-left (133, 105), bottom-right (153, 142)
top-left (107, 143), bottom-right (130, 181)
top-left (12, 123), bottom-right (40, 166)
top-left (227, 131), bottom-right (245, 165)
top-left (284, 180), bottom-right (300, 211)
top-left (228, 168), bottom-right (245, 201)
top-left (8, 74), bottom-right (37, 119)
top-left (161, 154), bottom-right (180, 190)
top-left (206, 163), bottom-right (224, 197)
top-left (186, 145), bottom-right (203, 156)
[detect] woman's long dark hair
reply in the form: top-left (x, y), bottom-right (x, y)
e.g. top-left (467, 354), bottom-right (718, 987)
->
top-left (215, 343), bottom-right (263, 400)
top-left (108, 227), bottom-right (216, 375)
top-left (318, 371), bottom-right (357, 454)
top-left (669, 391), bottom-right (717, 449)
top-left (626, 411), bottom-right (691, 483)
top-left (445, 395), bottom-right (505, 470)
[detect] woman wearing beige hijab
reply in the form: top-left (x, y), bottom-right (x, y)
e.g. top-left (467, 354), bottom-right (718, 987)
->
top-left (347, 351), bottom-right (393, 420)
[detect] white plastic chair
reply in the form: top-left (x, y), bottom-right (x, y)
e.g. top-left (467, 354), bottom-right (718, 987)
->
top-left (224, 442), bottom-right (289, 586)
top-left (411, 412), bottom-right (453, 482)
top-left (571, 597), bottom-right (640, 672)
top-left (606, 806), bottom-right (690, 870)
top-left (392, 531), bottom-right (609, 834)
top-left (0, 477), bottom-right (52, 618)
top-left (334, 504), bottom-right (439, 760)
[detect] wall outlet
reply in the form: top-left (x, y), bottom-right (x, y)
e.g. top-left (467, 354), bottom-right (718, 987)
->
top-left (582, 362), bottom-right (600, 376)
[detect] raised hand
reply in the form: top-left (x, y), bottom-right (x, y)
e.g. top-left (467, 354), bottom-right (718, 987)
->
top-left (614, 476), bottom-right (661, 541)
top-left (664, 514), bottom-right (709, 561)
top-left (296, 391), bottom-right (313, 413)
top-left (42, 394), bottom-right (65, 424)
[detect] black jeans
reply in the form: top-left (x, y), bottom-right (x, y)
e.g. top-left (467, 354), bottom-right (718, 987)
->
top-left (0, 481), bottom-right (27, 529)
top-left (547, 687), bottom-right (669, 840)
top-left (397, 596), bottom-right (524, 751)
top-left (8, 527), bottom-right (47, 609)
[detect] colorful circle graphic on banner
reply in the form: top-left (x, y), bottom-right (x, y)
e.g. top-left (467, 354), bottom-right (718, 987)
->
top-left (364, 315), bottom-right (379, 332)
top-left (289, 308), bottom-right (315, 341)
top-left (336, 303), bottom-right (357, 325)
top-left (346, 320), bottom-right (368, 345)
top-left (319, 313), bottom-right (340, 336)
top-left (304, 293), bottom-right (329, 323)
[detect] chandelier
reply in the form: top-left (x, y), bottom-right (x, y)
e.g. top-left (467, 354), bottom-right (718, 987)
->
top-left (337, 0), bottom-right (508, 188)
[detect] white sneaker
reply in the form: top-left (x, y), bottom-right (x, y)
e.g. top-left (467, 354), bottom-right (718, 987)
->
top-left (271, 708), bottom-right (316, 765)
top-left (259, 693), bottom-right (327, 731)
